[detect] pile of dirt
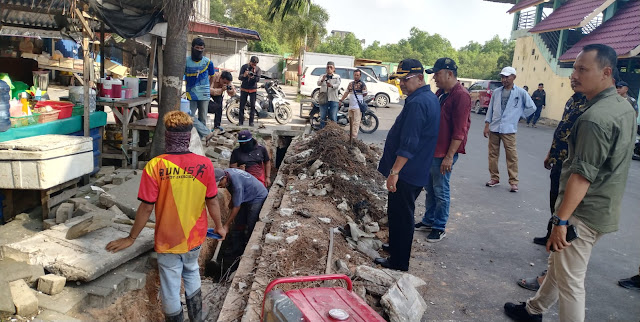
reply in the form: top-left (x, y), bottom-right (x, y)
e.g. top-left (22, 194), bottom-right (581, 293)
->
top-left (249, 123), bottom-right (394, 315)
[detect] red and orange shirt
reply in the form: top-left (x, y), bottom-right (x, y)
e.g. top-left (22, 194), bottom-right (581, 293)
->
top-left (138, 153), bottom-right (218, 254)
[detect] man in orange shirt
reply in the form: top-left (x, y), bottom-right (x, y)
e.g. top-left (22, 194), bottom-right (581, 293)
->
top-left (106, 111), bottom-right (227, 322)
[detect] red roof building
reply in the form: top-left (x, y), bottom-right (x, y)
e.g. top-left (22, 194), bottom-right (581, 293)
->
top-left (559, 0), bottom-right (640, 61)
top-left (507, 0), bottom-right (550, 13)
top-left (529, 0), bottom-right (614, 33)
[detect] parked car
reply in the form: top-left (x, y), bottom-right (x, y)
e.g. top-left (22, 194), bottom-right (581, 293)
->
top-left (468, 80), bottom-right (502, 114)
top-left (299, 65), bottom-right (400, 108)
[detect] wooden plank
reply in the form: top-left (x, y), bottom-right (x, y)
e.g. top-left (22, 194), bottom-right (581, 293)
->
top-left (82, 34), bottom-right (90, 137)
top-left (48, 186), bottom-right (78, 209)
top-left (129, 117), bottom-right (158, 129)
top-left (74, 8), bottom-right (95, 40)
top-left (157, 38), bottom-right (163, 106)
top-left (96, 97), bottom-right (152, 109)
top-left (145, 36), bottom-right (158, 115)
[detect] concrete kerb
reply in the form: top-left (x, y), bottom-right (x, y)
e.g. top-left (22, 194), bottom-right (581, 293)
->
top-left (217, 134), bottom-right (302, 322)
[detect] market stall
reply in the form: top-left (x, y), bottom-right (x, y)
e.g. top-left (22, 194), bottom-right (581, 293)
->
top-left (0, 0), bottom-right (166, 220)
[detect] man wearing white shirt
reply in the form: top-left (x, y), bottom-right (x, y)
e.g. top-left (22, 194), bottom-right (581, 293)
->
top-left (483, 67), bottom-right (536, 192)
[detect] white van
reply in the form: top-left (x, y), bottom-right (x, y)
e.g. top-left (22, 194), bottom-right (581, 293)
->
top-left (299, 65), bottom-right (400, 107)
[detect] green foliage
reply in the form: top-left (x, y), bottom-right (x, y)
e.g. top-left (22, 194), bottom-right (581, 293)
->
top-left (219, 0), bottom-right (327, 55)
top-left (209, 0), bottom-right (229, 23)
top-left (316, 33), bottom-right (363, 57)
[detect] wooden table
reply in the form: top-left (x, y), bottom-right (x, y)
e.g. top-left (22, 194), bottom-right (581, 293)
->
top-left (97, 97), bottom-right (152, 168)
top-left (39, 64), bottom-right (85, 85)
top-left (129, 117), bottom-right (157, 168)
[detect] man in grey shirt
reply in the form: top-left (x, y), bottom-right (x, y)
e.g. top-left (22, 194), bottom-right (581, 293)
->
top-left (317, 61), bottom-right (341, 128)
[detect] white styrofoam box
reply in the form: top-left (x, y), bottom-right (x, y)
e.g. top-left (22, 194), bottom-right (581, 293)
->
top-left (0, 135), bottom-right (94, 189)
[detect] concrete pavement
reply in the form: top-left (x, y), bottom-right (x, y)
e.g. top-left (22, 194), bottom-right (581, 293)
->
top-left (359, 104), bottom-right (640, 321)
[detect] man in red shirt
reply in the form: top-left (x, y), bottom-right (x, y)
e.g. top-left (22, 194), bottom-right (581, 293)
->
top-left (415, 58), bottom-right (471, 242)
top-left (106, 111), bottom-right (227, 322)
top-left (229, 130), bottom-right (271, 186)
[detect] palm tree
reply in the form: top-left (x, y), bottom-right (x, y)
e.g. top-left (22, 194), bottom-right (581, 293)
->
top-left (267, 0), bottom-right (310, 22)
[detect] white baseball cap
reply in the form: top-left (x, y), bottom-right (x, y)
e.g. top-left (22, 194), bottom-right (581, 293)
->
top-left (500, 67), bottom-right (517, 77)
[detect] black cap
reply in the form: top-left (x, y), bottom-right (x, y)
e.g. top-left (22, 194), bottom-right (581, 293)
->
top-left (389, 59), bottom-right (424, 80)
top-left (426, 57), bottom-right (457, 74)
top-left (616, 80), bottom-right (629, 88)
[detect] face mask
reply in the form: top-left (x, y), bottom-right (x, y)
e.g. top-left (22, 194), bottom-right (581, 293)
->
top-left (191, 49), bottom-right (203, 61)
top-left (240, 140), bottom-right (255, 153)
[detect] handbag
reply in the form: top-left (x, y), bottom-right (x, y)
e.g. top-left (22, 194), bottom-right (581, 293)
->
top-left (317, 91), bottom-right (328, 105)
top-left (353, 81), bottom-right (368, 113)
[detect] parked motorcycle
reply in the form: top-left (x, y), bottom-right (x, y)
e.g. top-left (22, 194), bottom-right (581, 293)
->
top-left (225, 79), bottom-right (292, 125)
top-left (308, 91), bottom-right (379, 134)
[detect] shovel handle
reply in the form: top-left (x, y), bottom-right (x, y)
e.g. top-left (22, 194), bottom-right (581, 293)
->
top-left (212, 240), bottom-right (222, 262)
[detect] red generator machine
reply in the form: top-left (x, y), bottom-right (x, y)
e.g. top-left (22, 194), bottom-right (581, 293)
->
top-left (261, 274), bottom-right (385, 322)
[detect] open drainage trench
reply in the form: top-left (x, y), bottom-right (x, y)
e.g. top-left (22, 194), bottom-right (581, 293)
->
top-left (82, 125), bottom-right (399, 322)
top-left (80, 130), bottom-right (300, 322)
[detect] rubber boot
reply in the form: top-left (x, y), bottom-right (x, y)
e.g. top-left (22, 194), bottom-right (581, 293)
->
top-left (164, 310), bottom-right (184, 322)
top-left (186, 289), bottom-right (203, 322)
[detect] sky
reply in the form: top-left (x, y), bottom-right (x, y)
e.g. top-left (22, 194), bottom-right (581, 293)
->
top-left (317, 0), bottom-right (515, 49)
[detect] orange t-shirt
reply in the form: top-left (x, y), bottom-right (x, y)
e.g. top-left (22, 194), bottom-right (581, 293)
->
top-left (138, 153), bottom-right (218, 253)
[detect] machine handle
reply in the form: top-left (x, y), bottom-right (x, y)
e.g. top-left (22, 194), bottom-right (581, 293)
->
top-left (261, 274), bottom-right (353, 319)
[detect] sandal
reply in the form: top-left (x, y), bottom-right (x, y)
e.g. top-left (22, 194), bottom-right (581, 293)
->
top-left (205, 132), bottom-right (216, 147)
top-left (517, 277), bottom-right (541, 291)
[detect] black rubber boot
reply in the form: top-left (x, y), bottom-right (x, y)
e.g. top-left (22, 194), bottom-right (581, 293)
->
top-left (164, 310), bottom-right (184, 322)
top-left (186, 288), bottom-right (203, 322)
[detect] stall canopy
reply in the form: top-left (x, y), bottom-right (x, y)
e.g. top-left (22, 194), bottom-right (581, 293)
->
top-left (559, 0), bottom-right (640, 61)
top-left (0, 0), bottom-right (165, 39)
top-left (529, 0), bottom-right (614, 33)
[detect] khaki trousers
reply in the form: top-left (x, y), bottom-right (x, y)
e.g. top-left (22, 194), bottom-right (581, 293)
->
top-left (348, 109), bottom-right (361, 139)
top-left (526, 216), bottom-right (602, 322)
top-left (488, 132), bottom-right (519, 184)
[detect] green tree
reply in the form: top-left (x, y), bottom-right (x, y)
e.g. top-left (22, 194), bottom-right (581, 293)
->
top-left (209, 0), bottom-right (229, 23)
top-left (316, 33), bottom-right (363, 57)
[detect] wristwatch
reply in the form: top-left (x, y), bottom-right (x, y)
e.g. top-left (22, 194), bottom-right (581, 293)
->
top-left (551, 215), bottom-right (569, 226)
top-left (389, 169), bottom-right (400, 176)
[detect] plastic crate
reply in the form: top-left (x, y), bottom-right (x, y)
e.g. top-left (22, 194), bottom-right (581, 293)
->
top-left (38, 110), bottom-right (61, 123)
top-left (10, 114), bottom-right (40, 128)
top-left (72, 106), bottom-right (84, 116)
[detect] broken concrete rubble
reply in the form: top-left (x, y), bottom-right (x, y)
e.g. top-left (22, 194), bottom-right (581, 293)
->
top-left (65, 211), bottom-right (113, 240)
top-left (9, 279), bottom-right (38, 316)
top-left (381, 275), bottom-right (428, 322)
top-left (37, 274), bottom-right (67, 295)
top-left (56, 203), bottom-right (74, 224)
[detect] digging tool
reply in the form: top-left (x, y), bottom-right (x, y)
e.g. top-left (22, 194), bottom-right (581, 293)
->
top-left (206, 228), bottom-right (224, 277)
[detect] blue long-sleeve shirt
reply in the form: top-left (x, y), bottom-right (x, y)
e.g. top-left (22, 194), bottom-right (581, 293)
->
top-left (485, 85), bottom-right (536, 134)
top-left (378, 85), bottom-right (440, 187)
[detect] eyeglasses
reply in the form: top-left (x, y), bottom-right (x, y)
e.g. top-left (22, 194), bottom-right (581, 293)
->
top-left (399, 74), bottom-right (419, 82)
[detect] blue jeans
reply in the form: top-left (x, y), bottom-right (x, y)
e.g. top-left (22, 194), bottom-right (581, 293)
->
top-left (157, 245), bottom-right (202, 315)
top-left (319, 101), bottom-right (339, 129)
top-left (192, 116), bottom-right (211, 138)
top-left (421, 154), bottom-right (458, 231)
top-left (190, 100), bottom-right (209, 126)
top-left (527, 106), bottom-right (543, 125)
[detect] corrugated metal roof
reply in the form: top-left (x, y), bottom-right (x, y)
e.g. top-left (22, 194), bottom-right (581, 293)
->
top-left (559, 0), bottom-right (640, 61)
top-left (189, 21), bottom-right (261, 41)
top-left (529, 0), bottom-right (614, 33)
top-left (507, 0), bottom-right (549, 14)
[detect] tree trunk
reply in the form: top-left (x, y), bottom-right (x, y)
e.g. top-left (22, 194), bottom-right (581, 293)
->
top-left (150, 1), bottom-right (194, 157)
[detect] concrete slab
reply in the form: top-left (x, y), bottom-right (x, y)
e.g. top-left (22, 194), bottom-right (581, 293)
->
top-left (1, 220), bottom-right (154, 282)
top-left (0, 281), bottom-right (14, 315)
top-left (34, 309), bottom-right (82, 322)
top-left (65, 212), bottom-right (113, 239)
top-left (99, 174), bottom-right (155, 221)
top-left (35, 286), bottom-right (88, 315)
top-left (0, 258), bottom-right (45, 287)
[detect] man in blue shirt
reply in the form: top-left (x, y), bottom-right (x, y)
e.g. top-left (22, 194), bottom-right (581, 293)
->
top-left (215, 168), bottom-right (268, 243)
top-left (185, 38), bottom-right (215, 126)
top-left (376, 59), bottom-right (440, 271)
top-left (483, 67), bottom-right (536, 193)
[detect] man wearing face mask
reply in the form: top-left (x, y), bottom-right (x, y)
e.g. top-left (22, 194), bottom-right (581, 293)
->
top-left (238, 56), bottom-right (262, 126)
top-left (185, 38), bottom-right (215, 127)
top-left (229, 130), bottom-right (271, 187)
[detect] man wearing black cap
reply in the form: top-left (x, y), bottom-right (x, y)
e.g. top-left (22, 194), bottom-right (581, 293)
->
top-left (230, 130), bottom-right (271, 187)
top-left (616, 80), bottom-right (638, 115)
top-left (376, 59), bottom-right (440, 271)
top-left (215, 168), bottom-right (268, 243)
top-left (239, 56), bottom-right (262, 126)
top-left (415, 58), bottom-right (471, 242)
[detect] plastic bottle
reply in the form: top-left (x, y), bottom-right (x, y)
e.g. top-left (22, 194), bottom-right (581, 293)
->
top-left (20, 92), bottom-right (29, 114)
top-left (0, 80), bottom-right (11, 132)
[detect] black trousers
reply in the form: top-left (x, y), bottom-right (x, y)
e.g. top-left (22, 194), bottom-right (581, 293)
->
top-left (207, 95), bottom-right (224, 128)
top-left (239, 91), bottom-right (257, 125)
top-left (387, 179), bottom-right (423, 270)
top-left (544, 160), bottom-right (563, 237)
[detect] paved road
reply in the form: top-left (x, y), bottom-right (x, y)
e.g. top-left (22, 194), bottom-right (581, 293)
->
top-left (359, 103), bottom-right (640, 321)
